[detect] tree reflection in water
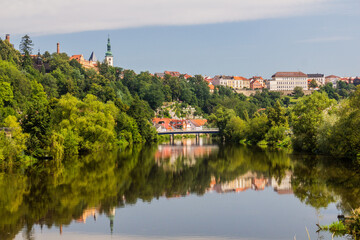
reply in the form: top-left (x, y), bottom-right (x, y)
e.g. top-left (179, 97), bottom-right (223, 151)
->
top-left (0, 143), bottom-right (359, 239)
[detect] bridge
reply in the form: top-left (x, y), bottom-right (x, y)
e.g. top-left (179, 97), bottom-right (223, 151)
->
top-left (157, 128), bottom-right (219, 144)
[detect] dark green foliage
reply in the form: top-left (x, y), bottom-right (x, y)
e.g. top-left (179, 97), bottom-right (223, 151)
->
top-left (250, 89), bottom-right (282, 108)
top-left (293, 86), bottom-right (304, 98)
top-left (320, 82), bottom-right (340, 100)
top-left (291, 91), bottom-right (336, 152)
top-left (21, 102), bottom-right (52, 157)
top-left (309, 79), bottom-right (318, 88)
top-left (19, 35), bottom-right (33, 55)
top-left (0, 39), bottom-right (21, 65)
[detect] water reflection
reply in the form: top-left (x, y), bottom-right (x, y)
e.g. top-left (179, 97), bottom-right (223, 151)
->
top-left (1, 139), bottom-right (359, 240)
top-left (209, 171), bottom-right (293, 194)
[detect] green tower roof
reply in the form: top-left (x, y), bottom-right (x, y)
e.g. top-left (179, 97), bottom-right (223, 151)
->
top-left (105, 36), bottom-right (113, 57)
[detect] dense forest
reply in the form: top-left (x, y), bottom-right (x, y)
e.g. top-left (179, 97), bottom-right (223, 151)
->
top-left (0, 35), bottom-right (359, 167)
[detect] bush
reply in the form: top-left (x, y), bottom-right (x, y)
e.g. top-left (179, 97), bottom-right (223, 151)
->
top-left (265, 126), bottom-right (287, 146)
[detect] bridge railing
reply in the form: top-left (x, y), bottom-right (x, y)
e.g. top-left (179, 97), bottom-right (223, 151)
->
top-left (157, 128), bottom-right (219, 133)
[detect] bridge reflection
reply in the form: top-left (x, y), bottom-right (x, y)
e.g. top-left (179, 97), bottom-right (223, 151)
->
top-left (157, 128), bottom-right (219, 144)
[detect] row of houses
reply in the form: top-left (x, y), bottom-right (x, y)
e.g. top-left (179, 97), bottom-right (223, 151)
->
top-left (208, 72), bottom-right (360, 91)
top-left (155, 71), bottom-right (192, 79)
top-left (153, 118), bottom-right (208, 132)
top-left (209, 75), bottom-right (265, 90)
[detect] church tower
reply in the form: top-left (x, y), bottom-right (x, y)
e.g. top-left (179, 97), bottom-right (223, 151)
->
top-left (105, 36), bottom-right (114, 66)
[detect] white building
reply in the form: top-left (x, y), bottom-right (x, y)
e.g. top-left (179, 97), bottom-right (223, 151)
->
top-left (212, 75), bottom-right (249, 90)
top-left (325, 75), bottom-right (340, 88)
top-left (270, 72), bottom-right (308, 91)
top-left (266, 80), bottom-right (277, 90)
top-left (307, 73), bottom-right (325, 86)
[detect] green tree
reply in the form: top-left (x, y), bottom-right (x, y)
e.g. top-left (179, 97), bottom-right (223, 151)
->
top-left (247, 112), bottom-right (269, 144)
top-left (265, 126), bottom-right (287, 146)
top-left (209, 108), bottom-right (236, 140)
top-left (224, 116), bottom-right (247, 142)
top-left (329, 87), bottom-right (360, 158)
top-left (293, 86), bottom-right (304, 98)
top-left (321, 83), bottom-right (339, 100)
top-left (19, 35), bottom-right (34, 55)
top-left (0, 81), bottom-right (13, 107)
top-left (309, 79), bottom-right (318, 89)
top-left (291, 91), bottom-right (336, 152)
top-left (0, 116), bottom-right (29, 164)
top-left (21, 101), bottom-right (52, 157)
top-left (267, 100), bottom-right (288, 127)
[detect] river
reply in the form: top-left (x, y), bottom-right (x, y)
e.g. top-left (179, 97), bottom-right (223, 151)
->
top-left (1, 138), bottom-right (359, 240)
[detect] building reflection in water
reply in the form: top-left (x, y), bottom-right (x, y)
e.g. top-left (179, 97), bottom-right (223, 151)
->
top-left (57, 207), bottom-right (116, 235)
top-left (209, 171), bottom-right (293, 195)
top-left (75, 208), bottom-right (99, 223)
top-left (155, 138), bottom-right (219, 168)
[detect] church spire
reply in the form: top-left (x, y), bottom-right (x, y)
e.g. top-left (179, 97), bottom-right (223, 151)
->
top-left (105, 35), bottom-right (114, 66)
top-left (105, 35), bottom-right (113, 57)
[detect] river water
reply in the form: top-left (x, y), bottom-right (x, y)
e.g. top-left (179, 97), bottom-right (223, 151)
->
top-left (1, 138), bottom-right (359, 240)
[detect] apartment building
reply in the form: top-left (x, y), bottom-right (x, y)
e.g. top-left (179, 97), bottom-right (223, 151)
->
top-left (268, 72), bottom-right (308, 90)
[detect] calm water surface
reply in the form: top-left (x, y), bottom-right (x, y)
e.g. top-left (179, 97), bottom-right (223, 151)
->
top-left (1, 138), bottom-right (359, 240)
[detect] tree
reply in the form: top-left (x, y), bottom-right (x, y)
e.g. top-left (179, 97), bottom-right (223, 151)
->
top-left (309, 79), bottom-right (318, 89)
top-left (0, 115), bottom-right (29, 163)
top-left (19, 35), bottom-right (34, 55)
top-left (329, 87), bottom-right (360, 158)
top-left (265, 126), bottom-right (287, 146)
top-left (224, 116), bottom-right (247, 142)
top-left (291, 91), bottom-right (336, 152)
top-left (267, 100), bottom-right (288, 127)
top-left (21, 101), bottom-right (52, 157)
top-left (247, 112), bottom-right (269, 144)
top-left (209, 108), bottom-right (236, 140)
top-left (321, 83), bottom-right (339, 100)
top-left (0, 81), bottom-right (13, 107)
top-left (282, 96), bottom-right (291, 107)
top-left (293, 86), bottom-right (304, 98)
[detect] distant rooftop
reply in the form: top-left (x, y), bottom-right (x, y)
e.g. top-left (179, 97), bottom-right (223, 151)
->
top-left (272, 72), bottom-right (307, 78)
top-left (307, 73), bottom-right (324, 78)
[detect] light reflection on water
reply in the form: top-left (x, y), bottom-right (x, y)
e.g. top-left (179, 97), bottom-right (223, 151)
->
top-left (5, 138), bottom-right (359, 240)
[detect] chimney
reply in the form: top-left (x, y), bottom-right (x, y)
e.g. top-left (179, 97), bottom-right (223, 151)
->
top-left (57, 43), bottom-right (60, 54)
top-left (5, 34), bottom-right (10, 43)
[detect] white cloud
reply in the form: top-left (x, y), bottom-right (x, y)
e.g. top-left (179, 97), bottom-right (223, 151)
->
top-left (0, 0), bottom-right (332, 35)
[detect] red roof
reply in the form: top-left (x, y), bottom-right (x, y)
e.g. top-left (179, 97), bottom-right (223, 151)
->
top-left (183, 74), bottom-right (192, 79)
top-left (325, 75), bottom-right (340, 78)
top-left (190, 119), bottom-right (207, 127)
top-left (70, 55), bottom-right (83, 61)
top-left (272, 72), bottom-right (307, 78)
top-left (233, 76), bottom-right (248, 80)
top-left (164, 71), bottom-right (181, 77)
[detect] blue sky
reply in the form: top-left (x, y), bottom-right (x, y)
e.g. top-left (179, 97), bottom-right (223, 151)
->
top-left (2, 0), bottom-right (359, 78)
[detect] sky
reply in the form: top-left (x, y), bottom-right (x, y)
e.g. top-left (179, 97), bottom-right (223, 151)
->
top-left (1, 0), bottom-right (359, 78)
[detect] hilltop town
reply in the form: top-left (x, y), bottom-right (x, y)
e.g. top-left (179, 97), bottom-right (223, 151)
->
top-left (5, 33), bottom-right (357, 134)
top-left (1, 33), bottom-right (360, 163)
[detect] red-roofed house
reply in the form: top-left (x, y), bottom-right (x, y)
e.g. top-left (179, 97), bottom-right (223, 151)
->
top-left (209, 84), bottom-right (215, 93)
top-left (189, 119), bottom-right (207, 130)
top-left (70, 54), bottom-right (98, 70)
top-left (182, 74), bottom-right (192, 79)
top-left (250, 80), bottom-right (263, 90)
top-left (325, 75), bottom-right (340, 87)
top-left (164, 71), bottom-right (181, 77)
